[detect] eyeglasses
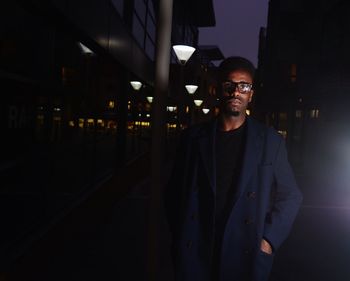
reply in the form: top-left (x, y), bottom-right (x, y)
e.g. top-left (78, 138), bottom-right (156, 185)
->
top-left (222, 81), bottom-right (253, 95)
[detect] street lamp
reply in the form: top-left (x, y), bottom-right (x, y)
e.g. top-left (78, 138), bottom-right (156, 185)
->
top-left (194, 99), bottom-right (203, 107)
top-left (172, 44), bottom-right (196, 129)
top-left (172, 45), bottom-right (196, 65)
top-left (185, 85), bottom-right (198, 95)
top-left (130, 81), bottom-right (142, 91)
top-left (78, 42), bottom-right (94, 55)
top-left (167, 106), bottom-right (176, 112)
top-left (202, 108), bottom-right (210, 114)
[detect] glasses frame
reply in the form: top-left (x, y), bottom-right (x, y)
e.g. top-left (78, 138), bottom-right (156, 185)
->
top-left (222, 81), bottom-right (253, 95)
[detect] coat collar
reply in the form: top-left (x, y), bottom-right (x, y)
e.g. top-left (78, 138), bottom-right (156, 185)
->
top-left (197, 116), bottom-right (265, 196)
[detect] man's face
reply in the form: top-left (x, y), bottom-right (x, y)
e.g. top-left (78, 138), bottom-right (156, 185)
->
top-left (220, 70), bottom-right (254, 117)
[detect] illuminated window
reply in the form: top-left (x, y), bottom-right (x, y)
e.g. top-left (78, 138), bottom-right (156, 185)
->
top-left (290, 64), bottom-right (297, 82)
top-left (97, 119), bottom-right (104, 128)
top-left (279, 112), bottom-right (287, 121)
top-left (278, 130), bottom-right (288, 139)
top-left (295, 110), bottom-right (302, 118)
top-left (310, 109), bottom-right (320, 119)
top-left (79, 118), bottom-right (84, 128)
top-left (61, 67), bottom-right (76, 85)
top-left (37, 114), bottom-right (44, 127)
top-left (108, 101), bottom-right (115, 109)
top-left (278, 112), bottom-right (288, 131)
top-left (167, 123), bottom-right (177, 129)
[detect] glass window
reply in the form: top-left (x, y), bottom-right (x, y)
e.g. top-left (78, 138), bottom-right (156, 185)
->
top-left (146, 14), bottom-right (156, 42)
top-left (111, 0), bottom-right (124, 17)
top-left (279, 112), bottom-right (287, 121)
top-left (310, 109), bottom-right (320, 119)
top-left (134, 0), bottom-right (147, 23)
top-left (145, 36), bottom-right (155, 60)
top-left (148, 0), bottom-right (156, 19)
top-left (278, 130), bottom-right (288, 139)
top-left (291, 63), bottom-right (297, 82)
top-left (295, 110), bottom-right (302, 118)
top-left (278, 112), bottom-right (288, 131)
top-left (132, 15), bottom-right (145, 48)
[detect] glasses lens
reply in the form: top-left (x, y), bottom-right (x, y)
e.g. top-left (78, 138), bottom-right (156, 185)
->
top-left (223, 81), bottom-right (252, 94)
top-left (237, 83), bottom-right (252, 93)
top-left (223, 82), bottom-right (235, 94)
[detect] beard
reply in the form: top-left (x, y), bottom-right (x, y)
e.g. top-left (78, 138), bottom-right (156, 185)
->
top-left (220, 96), bottom-right (241, 117)
top-left (227, 110), bottom-right (240, 117)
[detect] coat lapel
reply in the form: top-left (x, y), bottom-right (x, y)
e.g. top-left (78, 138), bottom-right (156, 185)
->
top-left (234, 117), bottom-right (264, 200)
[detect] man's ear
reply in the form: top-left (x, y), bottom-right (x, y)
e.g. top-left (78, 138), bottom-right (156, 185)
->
top-left (249, 90), bottom-right (254, 102)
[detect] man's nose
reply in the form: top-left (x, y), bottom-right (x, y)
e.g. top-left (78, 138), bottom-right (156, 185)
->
top-left (233, 87), bottom-right (240, 97)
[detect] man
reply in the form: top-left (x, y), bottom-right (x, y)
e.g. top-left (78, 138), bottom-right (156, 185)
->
top-left (164, 56), bottom-right (302, 281)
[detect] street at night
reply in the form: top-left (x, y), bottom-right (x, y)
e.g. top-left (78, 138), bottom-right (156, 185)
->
top-left (2, 0), bottom-right (350, 280)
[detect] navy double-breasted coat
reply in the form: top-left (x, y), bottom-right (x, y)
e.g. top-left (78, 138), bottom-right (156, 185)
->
top-left (164, 117), bottom-right (302, 281)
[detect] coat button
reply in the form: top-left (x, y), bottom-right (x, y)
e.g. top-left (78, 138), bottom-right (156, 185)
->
top-left (244, 218), bottom-right (254, 225)
top-left (247, 191), bottom-right (256, 199)
top-left (187, 240), bottom-right (193, 249)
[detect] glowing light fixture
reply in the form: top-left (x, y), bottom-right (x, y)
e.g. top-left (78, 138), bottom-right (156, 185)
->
top-left (146, 96), bottom-right (154, 103)
top-left (78, 42), bottom-right (94, 55)
top-left (194, 99), bottom-right (203, 107)
top-left (202, 108), bottom-right (210, 114)
top-left (185, 85), bottom-right (198, 94)
top-left (108, 101), bottom-right (115, 109)
top-left (167, 106), bottom-right (176, 112)
top-left (172, 45), bottom-right (196, 65)
top-left (130, 81), bottom-right (142, 91)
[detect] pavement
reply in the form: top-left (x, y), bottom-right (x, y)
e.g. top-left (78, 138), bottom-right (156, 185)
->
top-left (3, 160), bottom-right (350, 281)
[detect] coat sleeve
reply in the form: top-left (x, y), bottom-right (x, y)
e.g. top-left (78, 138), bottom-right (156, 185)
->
top-left (263, 136), bottom-right (303, 251)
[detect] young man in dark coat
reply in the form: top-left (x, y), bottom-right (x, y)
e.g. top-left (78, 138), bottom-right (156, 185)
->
top-left (164, 56), bottom-right (302, 281)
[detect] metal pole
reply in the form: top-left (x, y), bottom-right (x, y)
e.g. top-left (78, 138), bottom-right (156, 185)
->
top-left (149, 1), bottom-right (173, 281)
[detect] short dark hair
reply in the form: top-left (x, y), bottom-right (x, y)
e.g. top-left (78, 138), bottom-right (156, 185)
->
top-left (218, 56), bottom-right (256, 83)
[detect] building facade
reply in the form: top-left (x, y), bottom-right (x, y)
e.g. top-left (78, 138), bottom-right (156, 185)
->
top-left (0, 0), bottom-right (216, 263)
top-left (256, 0), bottom-right (350, 172)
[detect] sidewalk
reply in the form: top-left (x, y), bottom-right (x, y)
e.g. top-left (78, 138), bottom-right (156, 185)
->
top-left (5, 150), bottom-right (174, 281)
top-left (5, 155), bottom-right (350, 281)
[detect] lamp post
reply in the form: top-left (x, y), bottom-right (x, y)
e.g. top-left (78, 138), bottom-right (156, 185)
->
top-left (194, 99), bottom-right (203, 107)
top-left (193, 99), bottom-right (203, 123)
top-left (185, 85), bottom-right (198, 125)
top-left (172, 45), bottom-right (196, 65)
top-left (202, 108), bottom-right (210, 114)
top-left (149, 1), bottom-right (173, 281)
top-left (185, 84), bottom-right (198, 95)
top-left (146, 96), bottom-right (153, 103)
top-left (172, 44), bottom-right (196, 130)
top-left (130, 81), bottom-right (143, 91)
top-left (129, 80), bottom-right (143, 154)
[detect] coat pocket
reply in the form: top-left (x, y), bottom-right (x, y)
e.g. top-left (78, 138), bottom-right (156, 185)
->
top-left (252, 250), bottom-right (274, 281)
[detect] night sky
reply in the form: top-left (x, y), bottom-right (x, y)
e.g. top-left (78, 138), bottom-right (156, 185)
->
top-left (199, 0), bottom-right (269, 66)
